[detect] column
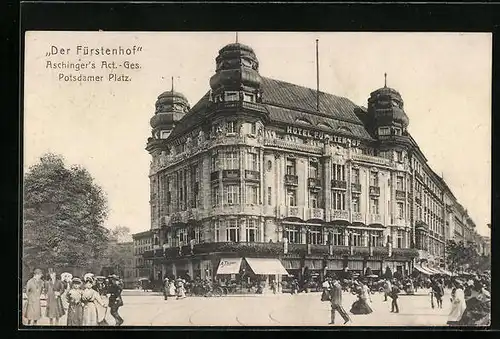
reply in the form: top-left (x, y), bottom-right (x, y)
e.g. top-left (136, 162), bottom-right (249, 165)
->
top-left (260, 149), bottom-right (264, 205)
top-left (260, 219), bottom-right (265, 242)
top-left (188, 260), bottom-right (194, 279)
top-left (301, 227), bottom-right (307, 245)
top-left (240, 218), bottom-right (246, 242)
top-left (240, 147), bottom-right (245, 208)
top-left (324, 157), bottom-right (332, 219)
top-left (363, 231), bottom-right (368, 247)
top-left (344, 229), bottom-right (349, 246)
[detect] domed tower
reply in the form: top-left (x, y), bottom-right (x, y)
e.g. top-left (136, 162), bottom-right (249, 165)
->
top-left (367, 73), bottom-right (410, 139)
top-left (209, 42), bottom-right (263, 105)
top-left (150, 82), bottom-right (190, 140)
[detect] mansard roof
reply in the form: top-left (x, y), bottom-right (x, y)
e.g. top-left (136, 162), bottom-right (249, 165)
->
top-left (167, 77), bottom-right (373, 141)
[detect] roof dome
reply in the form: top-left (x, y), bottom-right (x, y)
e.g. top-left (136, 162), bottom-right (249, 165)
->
top-left (151, 88), bottom-right (190, 131)
top-left (209, 42), bottom-right (262, 92)
top-left (368, 78), bottom-right (409, 128)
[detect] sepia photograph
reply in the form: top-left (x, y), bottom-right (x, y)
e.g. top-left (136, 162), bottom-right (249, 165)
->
top-left (21, 31), bottom-right (491, 327)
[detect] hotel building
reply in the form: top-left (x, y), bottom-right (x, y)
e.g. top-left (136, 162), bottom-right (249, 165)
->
top-left (142, 41), bottom-right (478, 286)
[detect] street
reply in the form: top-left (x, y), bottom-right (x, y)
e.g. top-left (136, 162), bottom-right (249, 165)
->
top-left (23, 289), bottom-right (453, 327)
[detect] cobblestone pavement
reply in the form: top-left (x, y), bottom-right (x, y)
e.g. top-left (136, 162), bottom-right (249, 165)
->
top-left (23, 289), bottom-right (453, 327)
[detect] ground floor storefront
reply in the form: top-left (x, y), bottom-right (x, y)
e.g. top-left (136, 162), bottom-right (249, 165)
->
top-left (145, 242), bottom-right (418, 293)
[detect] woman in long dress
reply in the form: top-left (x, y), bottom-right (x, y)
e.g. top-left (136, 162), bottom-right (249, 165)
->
top-left (169, 280), bottom-right (176, 296)
top-left (81, 278), bottom-right (108, 326)
top-left (176, 279), bottom-right (186, 299)
top-left (24, 269), bottom-right (44, 325)
top-left (45, 269), bottom-right (66, 325)
top-left (447, 281), bottom-right (467, 326)
top-left (66, 278), bottom-right (84, 326)
top-left (457, 280), bottom-right (491, 326)
top-left (350, 281), bottom-right (373, 315)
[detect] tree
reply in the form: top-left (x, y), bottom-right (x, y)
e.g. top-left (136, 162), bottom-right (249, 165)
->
top-left (109, 225), bottom-right (132, 243)
top-left (446, 239), bottom-right (482, 272)
top-left (23, 153), bottom-right (110, 277)
top-left (100, 226), bottom-right (133, 276)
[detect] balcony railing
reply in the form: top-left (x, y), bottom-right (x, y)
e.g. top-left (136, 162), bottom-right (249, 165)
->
top-left (351, 183), bottom-right (361, 193)
top-left (245, 170), bottom-right (260, 181)
top-left (396, 190), bottom-right (406, 200)
top-left (331, 180), bottom-right (347, 190)
top-left (308, 177), bottom-right (322, 190)
top-left (331, 209), bottom-right (349, 221)
top-left (308, 208), bottom-right (324, 220)
top-left (222, 169), bottom-right (240, 180)
top-left (369, 186), bottom-right (380, 196)
top-left (210, 171), bottom-right (219, 181)
top-left (287, 206), bottom-right (301, 218)
top-left (368, 213), bottom-right (382, 224)
top-left (352, 212), bottom-right (365, 223)
top-left (285, 174), bottom-right (298, 186)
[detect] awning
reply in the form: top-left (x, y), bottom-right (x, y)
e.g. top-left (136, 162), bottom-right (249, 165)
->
top-left (216, 258), bottom-right (243, 275)
top-left (437, 268), bottom-right (452, 276)
top-left (423, 265), bottom-right (442, 275)
top-left (414, 264), bottom-right (433, 275)
top-left (245, 258), bottom-right (289, 275)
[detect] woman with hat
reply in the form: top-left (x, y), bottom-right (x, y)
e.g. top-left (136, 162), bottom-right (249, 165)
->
top-left (81, 276), bottom-right (108, 326)
top-left (447, 280), bottom-right (466, 326)
top-left (45, 268), bottom-right (66, 325)
top-left (24, 268), bottom-right (44, 325)
top-left (66, 278), bottom-right (84, 326)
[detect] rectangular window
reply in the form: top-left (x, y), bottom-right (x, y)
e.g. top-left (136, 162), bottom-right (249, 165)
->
top-left (370, 197), bottom-right (379, 214)
top-left (214, 221), bottom-right (221, 242)
top-left (248, 152), bottom-right (259, 171)
top-left (227, 121), bottom-right (236, 134)
top-left (378, 127), bottom-right (390, 136)
top-left (332, 191), bottom-right (346, 210)
top-left (309, 191), bottom-right (319, 208)
top-left (332, 164), bottom-right (345, 181)
top-left (309, 229), bottom-right (322, 245)
top-left (397, 230), bottom-right (404, 248)
top-left (394, 128), bottom-right (402, 136)
top-left (396, 176), bottom-right (404, 190)
top-left (246, 219), bottom-right (257, 242)
top-left (370, 172), bottom-right (379, 186)
top-left (267, 186), bottom-right (272, 205)
top-left (396, 151), bottom-right (403, 162)
top-left (286, 158), bottom-right (296, 175)
top-left (352, 233), bottom-right (361, 246)
top-left (251, 122), bottom-right (257, 135)
top-left (309, 161), bottom-right (319, 178)
top-left (370, 232), bottom-right (380, 247)
top-left (195, 227), bottom-right (203, 244)
top-left (226, 219), bottom-right (239, 242)
top-left (352, 195), bottom-right (360, 212)
top-left (224, 184), bottom-right (240, 205)
top-left (397, 202), bottom-right (404, 218)
top-left (225, 91), bottom-right (239, 102)
top-left (352, 168), bottom-right (360, 184)
top-left (332, 230), bottom-right (343, 246)
top-left (287, 189), bottom-right (297, 206)
top-left (212, 186), bottom-right (220, 206)
top-left (243, 93), bottom-right (255, 103)
top-left (247, 185), bottom-right (258, 205)
top-left (285, 227), bottom-right (300, 244)
top-left (211, 152), bottom-right (217, 171)
top-left (225, 151), bottom-right (239, 169)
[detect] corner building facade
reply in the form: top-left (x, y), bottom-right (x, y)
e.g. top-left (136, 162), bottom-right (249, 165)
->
top-left (143, 42), bottom-right (468, 286)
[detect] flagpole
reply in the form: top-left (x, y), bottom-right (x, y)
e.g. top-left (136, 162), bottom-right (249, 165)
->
top-left (316, 39), bottom-right (320, 111)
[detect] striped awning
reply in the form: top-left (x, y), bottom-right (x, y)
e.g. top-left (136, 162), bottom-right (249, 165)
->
top-left (414, 264), bottom-right (434, 275)
top-left (424, 265), bottom-right (442, 275)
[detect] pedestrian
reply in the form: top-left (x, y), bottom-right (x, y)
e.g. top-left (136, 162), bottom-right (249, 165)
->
top-left (447, 281), bottom-right (466, 326)
top-left (168, 279), bottom-right (176, 297)
top-left (176, 278), bottom-right (186, 299)
top-left (383, 278), bottom-right (392, 302)
top-left (107, 274), bottom-right (124, 326)
top-left (163, 277), bottom-right (169, 300)
top-left (389, 279), bottom-right (400, 313)
top-left (81, 277), bottom-right (108, 326)
top-left (44, 268), bottom-right (66, 325)
top-left (60, 273), bottom-right (73, 312)
top-left (350, 280), bottom-right (373, 315)
top-left (434, 280), bottom-right (444, 309)
top-left (66, 278), bottom-right (84, 326)
top-left (23, 268), bottom-right (44, 325)
top-left (328, 275), bottom-right (351, 325)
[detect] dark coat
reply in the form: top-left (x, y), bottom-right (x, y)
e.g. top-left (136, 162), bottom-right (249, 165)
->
top-left (108, 283), bottom-right (123, 307)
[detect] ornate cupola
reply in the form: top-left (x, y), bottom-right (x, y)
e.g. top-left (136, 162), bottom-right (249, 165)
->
top-left (149, 78), bottom-right (190, 141)
top-left (367, 73), bottom-right (410, 139)
top-left (209, 40), bottom-right (263, 104)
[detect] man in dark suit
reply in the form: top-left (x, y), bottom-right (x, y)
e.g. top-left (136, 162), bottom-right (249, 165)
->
top-left (329, 275), bottom-right (350, 325)
top-left (107, 275), bottom-right (124, 326)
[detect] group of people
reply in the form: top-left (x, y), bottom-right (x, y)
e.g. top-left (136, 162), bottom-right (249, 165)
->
top-left (162, 276), bottom-right (187, 300)
top-left (447, 275), bottom-right (491, 326)
top-left (23, 268), bottom-right (124, 326)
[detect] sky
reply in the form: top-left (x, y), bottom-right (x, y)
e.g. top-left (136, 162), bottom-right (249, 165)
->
top-left (24, 32), bottom-right (491, 237)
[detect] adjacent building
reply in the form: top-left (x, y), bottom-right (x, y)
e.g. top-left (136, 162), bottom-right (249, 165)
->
top-left (141, 41), bottom-right (481, 287)
top-left (133, 230), bottom-right (153, 280)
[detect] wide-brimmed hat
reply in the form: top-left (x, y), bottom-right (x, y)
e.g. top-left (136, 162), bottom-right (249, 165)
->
top-left (72, 277), bottom-right (82, 285)
top-left (108, 274), bottom-right (119, 280)
top-left (33, 268), bottom-right (43, 275)
top-left (48, 268), bottom-right (56, 275)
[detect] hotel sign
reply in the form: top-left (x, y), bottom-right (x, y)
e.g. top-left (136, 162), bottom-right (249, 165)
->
top-left (285, 126), bottom-right (360, 147)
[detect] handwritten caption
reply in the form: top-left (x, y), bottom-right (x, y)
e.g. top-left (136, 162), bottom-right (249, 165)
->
top-left (44, 45), bottom-right (144, 82)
